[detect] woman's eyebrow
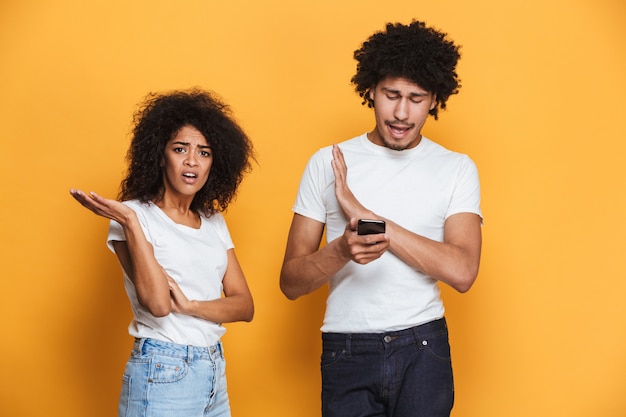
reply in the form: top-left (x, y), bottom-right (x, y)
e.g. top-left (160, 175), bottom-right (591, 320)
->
top-left (171, 141), bottom-right (211, 149)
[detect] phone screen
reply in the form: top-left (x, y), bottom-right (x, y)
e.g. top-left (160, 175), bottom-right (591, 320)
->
top-left (357, 219), bottom-right (386, 235)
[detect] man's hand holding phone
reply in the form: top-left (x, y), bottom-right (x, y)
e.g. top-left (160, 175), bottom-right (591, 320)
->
top-left (341, 219), bottom-right (389, 265)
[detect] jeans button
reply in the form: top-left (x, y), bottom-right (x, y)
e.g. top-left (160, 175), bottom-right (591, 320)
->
top-left (383, 335), bottom-right (392, 343)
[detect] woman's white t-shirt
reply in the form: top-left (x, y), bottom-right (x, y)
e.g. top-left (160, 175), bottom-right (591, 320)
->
top-left (107, 200), bottom-right (233, 347)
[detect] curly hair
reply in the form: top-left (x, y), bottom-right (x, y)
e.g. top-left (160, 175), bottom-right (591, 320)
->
top-left (351, 20), bottom-right (461, 119)
top-left (119, 88), bottom-right (254, 216)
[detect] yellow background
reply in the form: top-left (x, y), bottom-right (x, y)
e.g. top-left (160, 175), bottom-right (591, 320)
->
top-left (1, 1), bottom-right (625, 416)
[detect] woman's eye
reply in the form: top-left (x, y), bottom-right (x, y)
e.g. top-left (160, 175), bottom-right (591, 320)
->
top-left (173, 147), bottom-right (186, 153)
top-left (200, 151), bottom-right (211, 157)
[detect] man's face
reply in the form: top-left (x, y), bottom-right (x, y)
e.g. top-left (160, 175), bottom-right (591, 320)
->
top-left (368, 76), bottom-right (436, 151)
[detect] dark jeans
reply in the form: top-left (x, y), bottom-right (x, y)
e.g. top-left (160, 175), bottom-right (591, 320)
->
top-left (321, 318), bottom-right (454, 417)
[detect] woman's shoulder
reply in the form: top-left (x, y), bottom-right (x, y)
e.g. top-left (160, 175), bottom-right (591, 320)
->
top-left (123, 199), bottom-right (154, 211)
top-left (201, 211), bottom-right (226, 226)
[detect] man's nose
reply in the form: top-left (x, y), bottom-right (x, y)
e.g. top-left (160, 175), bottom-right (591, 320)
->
top-left (393, 99), bottom-right (409, 120)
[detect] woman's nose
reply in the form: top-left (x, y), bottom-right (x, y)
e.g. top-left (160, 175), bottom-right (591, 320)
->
top-left (184, 153), bottom-right (199, 166)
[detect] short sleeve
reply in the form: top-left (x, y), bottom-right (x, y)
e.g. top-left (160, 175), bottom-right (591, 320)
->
top-left (210, 212), bottom-right (235, 250)
top-left (292, 148), bottom-right (332, 224)
top-left (106, 201), bottom-right (151, 252)
top-left (446, 155), bottom-right (483, 221)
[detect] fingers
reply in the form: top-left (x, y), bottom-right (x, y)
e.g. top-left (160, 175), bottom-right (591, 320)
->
top-left (346, 218), bottom-right (358, 232)
top-left (69, 188), bottom-right (134, 224)
top-left (69, 188), bottom-right (105, 214)
top-left (69, 189), bottom-right (99, 202)
top-left (331, 146), bottom-right (345, 178)
top-left (69, 188), bottom-right (88, 204)
top-left (166, 277), bottom-right (189, 314)
top-left (331, 144), bottom-right (347, 181)
top-left (351, 241), bottom-right (388, 264)
top-left (342, 225), bottom-right (389, 264)
top-left (332, 144), bottom-right (346, 166)
top-left (166, 276), bottom-right (179, 290)
top-left (331, 148), bottom-right (369, 220)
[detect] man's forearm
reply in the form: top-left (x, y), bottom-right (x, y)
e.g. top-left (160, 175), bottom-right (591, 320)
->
top-left (280, 239), bottom-right (350, 300)
top-left (385, 215), bottom-right (482, 293)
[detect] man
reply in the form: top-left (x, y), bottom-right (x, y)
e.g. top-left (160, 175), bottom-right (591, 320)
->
top-left (280, 20), bottom-right (482, 417)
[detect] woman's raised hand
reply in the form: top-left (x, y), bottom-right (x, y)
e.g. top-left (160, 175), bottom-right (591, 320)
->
top-left (69, 189), bottom-right (135, 226)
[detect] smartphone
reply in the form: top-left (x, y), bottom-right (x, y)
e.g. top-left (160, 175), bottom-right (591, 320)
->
top-left (357, 219), bottom-right (386, 235)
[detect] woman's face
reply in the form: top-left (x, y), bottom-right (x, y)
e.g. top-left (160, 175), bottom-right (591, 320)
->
top-left (161, 125), bottom-right (212, 199)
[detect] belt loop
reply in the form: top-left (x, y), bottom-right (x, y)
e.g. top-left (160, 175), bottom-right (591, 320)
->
top-left (135, 338), bottom-right (146, 354)
top-left (187, 345), bottom-right (194, 364)
top-left (346, 334), bottom-right (352, 359)
top-left (411, 325), bottom-right (421, 346)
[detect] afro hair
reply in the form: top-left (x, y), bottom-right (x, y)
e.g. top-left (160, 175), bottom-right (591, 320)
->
top-left (119, 88), bottom-right (254, 216)
top-left (351, 20), bottom-right (461, 119)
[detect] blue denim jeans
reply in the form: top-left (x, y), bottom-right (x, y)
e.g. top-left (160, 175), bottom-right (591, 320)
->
top-left (321, 318), bottom-right (454, 417)
top-left (118, 338), bottom-right (230, 417)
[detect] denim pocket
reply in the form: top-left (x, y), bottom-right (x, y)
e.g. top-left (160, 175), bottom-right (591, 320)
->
top-left (420, 330), bottom-right (452, 362)
top-left (118, 374), bottom-right (131, 417)
top-left (321, 348), bottom-right (347, 368)
top-left (148, 355), bottom-right (188, 383)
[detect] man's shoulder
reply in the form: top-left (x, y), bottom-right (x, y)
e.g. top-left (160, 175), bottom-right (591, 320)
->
top-left (422, 137), bottom-right (472, 162)
top-left (321, 133), bottom-right (365, 151)
top-left (308, 133), bottom-right (366, 161)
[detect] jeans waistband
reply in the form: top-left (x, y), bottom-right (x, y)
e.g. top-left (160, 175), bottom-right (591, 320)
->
top-left (322, 317), bottom-right (448, 347)
top-left (133, 337), bottom-right (223, 362)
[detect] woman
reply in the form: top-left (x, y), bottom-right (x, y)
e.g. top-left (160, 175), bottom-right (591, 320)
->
top-left (70, 88), bottom-right (254, 417)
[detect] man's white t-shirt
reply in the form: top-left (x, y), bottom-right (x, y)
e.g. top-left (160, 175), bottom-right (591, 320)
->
top-left (293, 133), bottom-right (482, 333)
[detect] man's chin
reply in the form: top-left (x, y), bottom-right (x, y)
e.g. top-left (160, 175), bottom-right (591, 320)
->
top-left (382, 137), bottom-right (420, 151)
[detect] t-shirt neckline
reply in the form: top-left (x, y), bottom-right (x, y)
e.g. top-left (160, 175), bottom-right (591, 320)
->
top-left (358, 132), bottom-right (429, 158)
